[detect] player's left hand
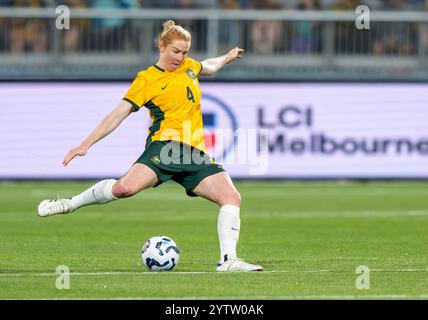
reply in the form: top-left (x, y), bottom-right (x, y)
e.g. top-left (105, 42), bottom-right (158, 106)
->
top-left (62, 145), bottom-right (88, 167)
top-left (226, 47), bottom-right (244, 64)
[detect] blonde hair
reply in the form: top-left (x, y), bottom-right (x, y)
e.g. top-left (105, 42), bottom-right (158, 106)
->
top-left (155, 20), bottom-right (191, 47)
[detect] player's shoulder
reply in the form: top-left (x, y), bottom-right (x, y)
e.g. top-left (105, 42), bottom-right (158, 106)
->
top-left (183, 56), bottom-right (202, 74)
top-left (135, 66), bottom-right (154, 78)
top-left (134, 66), bottom-right (161, 83)
top-left (184, 56), bottom-right (200, 66)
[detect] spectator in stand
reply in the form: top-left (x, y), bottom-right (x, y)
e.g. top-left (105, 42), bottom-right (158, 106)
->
top-left (218, 0), bottom-right (241, 53)
top-left (0, 1), bottom-right (11, 52)
top-left (409, 0), bottom-right (424, 8)
top-left (422, 0), bottom-right (428, 54)
top-left (250, 0), bottom-right (284, 54)
top-left (9, 0), bottom-right (49, 53)
top-left (290, 0), bottom-right (321, 54)
top-left (238, 0), bottom-right (254, 7)
top-left (332, 0), bottom-right (369, 54)
top-left (138, 0), bottom-right (182, 7)
top-left (62, 0), bottom-right (89, 52)
top-left (91, 0), bottom-right (139, 52)
top-left (372, 0), bottom-right (416, 55)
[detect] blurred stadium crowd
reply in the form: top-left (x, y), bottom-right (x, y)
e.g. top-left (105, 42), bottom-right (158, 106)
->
top-left (0, 0), bottom-right (428, 78)
top-left (0, 0), bottom-right (427, 56)
top-left (1, 0), bottom-right (426, 9)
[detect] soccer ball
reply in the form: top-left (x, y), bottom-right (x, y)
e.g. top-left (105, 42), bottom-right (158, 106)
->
top-left (141, 236), bottom-right (180, 271)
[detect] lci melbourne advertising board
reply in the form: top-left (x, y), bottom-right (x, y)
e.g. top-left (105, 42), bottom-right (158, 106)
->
top-left (0, 83), bottom-right (427, 179)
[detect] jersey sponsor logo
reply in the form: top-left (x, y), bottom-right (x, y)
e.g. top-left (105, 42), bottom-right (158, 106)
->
top-left (186, 69), bottom-right (197, 79)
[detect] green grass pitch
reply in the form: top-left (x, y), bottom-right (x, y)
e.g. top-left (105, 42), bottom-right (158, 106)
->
top-left (0, 181), bottom-right (427, 299)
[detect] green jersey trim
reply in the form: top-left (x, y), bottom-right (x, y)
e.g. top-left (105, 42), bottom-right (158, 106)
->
top-left (123, 97), bottom-right (140, 112)
top-left (145, 100), bottom-right (165, 148)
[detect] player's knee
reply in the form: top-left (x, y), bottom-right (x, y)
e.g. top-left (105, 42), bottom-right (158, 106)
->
top-left (112, 181), bottom-right (139, 198)
top-left (220, 190), bottom-right (241, 207)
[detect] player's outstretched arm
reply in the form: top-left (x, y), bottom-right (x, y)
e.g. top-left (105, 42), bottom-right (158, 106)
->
top-left (200, 47), bottom-right (244, 76)
top-left (62, 100), bottom-right (134, 166)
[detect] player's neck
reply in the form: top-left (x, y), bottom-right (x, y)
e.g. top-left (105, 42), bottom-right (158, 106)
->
top-left (155, 60), bottom-right (167, 72)
top-left (156, 60), bottom-right (178, 73)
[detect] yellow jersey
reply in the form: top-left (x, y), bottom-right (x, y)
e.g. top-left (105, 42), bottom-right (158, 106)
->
top-left (123, 57), bottom-right (206, 152)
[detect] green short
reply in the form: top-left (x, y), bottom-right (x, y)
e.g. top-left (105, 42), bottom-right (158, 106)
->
top-left (135, 140), bottom-right (225, 197)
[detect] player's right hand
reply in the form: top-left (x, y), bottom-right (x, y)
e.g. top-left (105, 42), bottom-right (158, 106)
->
top-left (63, 145), bottom-right (88, 167)
top-left (226, 47), bottom-right (244, 64)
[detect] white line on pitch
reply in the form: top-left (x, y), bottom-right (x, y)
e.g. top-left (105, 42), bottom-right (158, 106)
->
top-left (244, 210), bottom-right (428, 218)
top-left (1, 268), bottom-right (427, 277)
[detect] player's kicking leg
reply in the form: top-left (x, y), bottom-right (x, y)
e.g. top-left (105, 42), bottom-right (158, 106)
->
top-left (37, 163), bottom-right (158, 217)
top-left (191, 172), bottom-right (263, 272)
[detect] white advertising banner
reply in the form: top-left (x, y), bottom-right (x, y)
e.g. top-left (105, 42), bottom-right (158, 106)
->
top-left (0, 82), bottom-right (427, 179)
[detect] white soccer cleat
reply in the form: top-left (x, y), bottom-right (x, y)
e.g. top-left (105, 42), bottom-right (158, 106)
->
top-left (37, 198), bottom-right (71, 217)
top-left (216, 258), bottom-right (263, 272)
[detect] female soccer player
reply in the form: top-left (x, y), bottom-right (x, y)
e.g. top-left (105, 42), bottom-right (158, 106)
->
top-left (37, 20), bottom-right (263, 272)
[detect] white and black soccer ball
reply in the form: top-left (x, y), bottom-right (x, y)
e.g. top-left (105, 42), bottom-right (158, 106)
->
top-left (141, 236), bottom-right (180, 271)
